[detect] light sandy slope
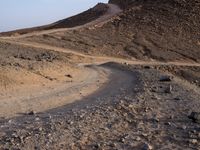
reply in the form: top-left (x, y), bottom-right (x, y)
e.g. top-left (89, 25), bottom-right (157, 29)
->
top-left (0, 66), bottom-right (110, 118)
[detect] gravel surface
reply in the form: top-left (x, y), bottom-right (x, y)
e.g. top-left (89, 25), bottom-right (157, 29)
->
top-left (0, 64), bottom-right (199, 150)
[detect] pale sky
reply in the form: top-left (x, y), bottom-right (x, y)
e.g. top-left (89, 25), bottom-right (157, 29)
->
top-left (0, 0), bottom-right (108, 32)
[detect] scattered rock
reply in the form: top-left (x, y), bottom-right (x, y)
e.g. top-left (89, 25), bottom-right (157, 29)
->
top-left (142, 143), bottom-right (153, 150)
top-left (198, 133), bottom-right (200, 138)
top-left (169, 115), bottom-right (174, 119)
top-left (94, 143), bottom-right (101, 149)
top-left (124, 62), bottom-right (129, 65)
top-left (65, 74), bottom-right (73, 78)
top-left (68, 121), bottom-right (74, 125)
top-left (35, 117), bottom-right (40, 121)
top-left (181, 125), bottom-right (187, 130)
top-left (189, 139), bottom-right (198, 144)
top-left (35, 52), bottom-right (58, 62)
top-left (38, 127), bottom-right (43, 132)
top-left (174, 97), bottom-right (181, 101)
top-left (27, 111), bottom-right (36, 115)
top-left (188, 112), bottom-right (200, 123)
top-left (164, 85), bottom-right (172, 93)
top-left (135, 136), bottom-right (141, 141)
top-left (153, 118), bottom-right (159, 123)
top-left (144, 66), bottom-right (151, 69)
top-left (8, 120), bottom-right (12, 123)
top-left (164, 122), bottom-right (171, 126)
top-left (142, 133), bottom-right (148, 137)
top-left (120, 138), bottom-right (125, 143)
top-left (159, 76), bottom-right (172, 82)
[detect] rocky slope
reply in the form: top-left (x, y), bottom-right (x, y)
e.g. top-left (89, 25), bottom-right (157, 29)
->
top-left (24, 0), bottom-right (200, 62)
top-left (0, 64), bottom-right (200, 149)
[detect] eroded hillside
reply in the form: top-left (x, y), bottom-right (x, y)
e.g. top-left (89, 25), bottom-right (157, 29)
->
top-left (21, 0), bottom-right (200, 62)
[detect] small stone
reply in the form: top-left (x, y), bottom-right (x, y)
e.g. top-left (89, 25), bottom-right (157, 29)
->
top-left (142, 143), bottom-right (153, 150)
top-left (174, 97), bottom-right (181, 101)
top-left (189, 139), bottom-right (198, 144)
top-left (119, 100), bottom-right (124, 104)
top-left (11, 133), bottom-right (18, 138)
top-left (69, 121), bottom-right (74, 125)
top-left (190, 130), bottom-right (197, 134)
top-left (159, 75), bottom-right (172, 82)
top-left (153, 118), bottom-right (159, 123)
top-left (124, 62), bottom-right (129, 65)
top-left (136, 136), bottom-right (141, 141)
top-left (123, 113), bottom-right (128, 117)
top-left (110, 143), bottom-right (117, 147)
top-left (142, 133), bottom-right (148, 137)
top-left (35, 117), bottom-right (40, 121)
top-left (164, 122), bottom-right (171, 126)
top-left (198, 133), bottom-right (200, 138)
top-left (144, 66), bottom-right (151, 69)
top-left (79, 114), bottom-right (85, 119)
top-left (188, 112), bottom-right (200, 123)
top-left (28, 111), bottom-right (36, 115)
top-left (94, 143), bottom-right (101, 149)
top-left (65, 74), bottom-right (72, 78)
top-left (154, 95), bottom-right (161, 100)
top-left (128, 104), bottom-right (134, 108)
top-left (182, 125), bottom-right (187, 130)
top-left (164, 85), bottom-right (172, 93)
top-left (8, 120), bottom-right (12, 123)
top-left (120, 138), bottom-right (125, 143)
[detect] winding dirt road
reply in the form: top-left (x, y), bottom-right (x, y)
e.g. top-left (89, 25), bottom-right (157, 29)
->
top-left (0, 4), bottom-right (125, 118)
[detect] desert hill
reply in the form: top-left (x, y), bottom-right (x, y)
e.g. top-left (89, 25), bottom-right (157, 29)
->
top-left (0, 3), bottom-right (108, 36)
top-left (22, 0), bottom-right (200, 62)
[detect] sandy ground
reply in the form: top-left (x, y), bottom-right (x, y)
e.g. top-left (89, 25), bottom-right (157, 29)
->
top-left (0, 65), bottom-right (109, 118)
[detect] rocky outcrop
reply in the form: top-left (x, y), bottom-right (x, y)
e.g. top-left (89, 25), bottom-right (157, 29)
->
top-left (109, 0), bottom-right (200, 9)
top-left (108, 0), bottom-right (134, 9)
